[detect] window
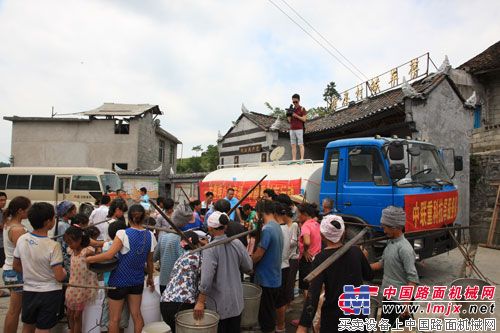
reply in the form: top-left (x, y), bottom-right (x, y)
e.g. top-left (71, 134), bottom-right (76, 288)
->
top-left (324, 149), bottom-right (340, 181)
top-left (159, 140), bottom-right (165, 162)
top-left (114, 119), bottom-right (130, 134)
top-left (261, 153), bottom-right (267, 163)
top-left (0, 174), bottom-right (6, 190)
top-left (58, 177), bottom-right (71, 194)
top-left (7, 175), bottom-right (30, 190)
top-left (112, 163), bottom-right (128, 171)
top-left (31, 175), bottom-right (55, 190)
top-left (234, 156), bottom-right (239, 166)
top-left (474, 105), bottom-right (482, 129)
top-left (71, 175), bottom-right (101, 191)
top-left (169, 144), bottom-right (175, 164)
top-left (348, 147), bottom-right (389, 185)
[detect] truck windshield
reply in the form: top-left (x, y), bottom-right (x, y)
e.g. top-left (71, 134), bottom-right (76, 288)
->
top-left (100, 173), bottom-right (122, 193)
top-left (395, 143), bottom-right (451, 187)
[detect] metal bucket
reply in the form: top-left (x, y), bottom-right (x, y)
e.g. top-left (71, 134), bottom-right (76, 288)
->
top-left (241, 282), bottom-right (262, 328)
top-left (175, 309), bottom-right (219, 333)
top-left (450, 278), bottom-right (491, 319)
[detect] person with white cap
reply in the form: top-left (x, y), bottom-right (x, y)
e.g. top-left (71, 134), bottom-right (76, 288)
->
top-left (296, 214), bottom-right (373, 333)
top-left (194, 210), bottom-right (252, 333)
top-left (370, 205), bottom-right (419, 328)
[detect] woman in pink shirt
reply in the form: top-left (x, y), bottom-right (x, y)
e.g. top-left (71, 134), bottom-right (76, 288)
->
top-left (297, 203), bottom-right (321, 298)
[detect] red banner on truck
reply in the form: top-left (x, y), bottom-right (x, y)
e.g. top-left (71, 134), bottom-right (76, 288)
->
top-left (404, 190), bottom-right (459, 231)
top-left (199, 179), bottom-right (302, 207)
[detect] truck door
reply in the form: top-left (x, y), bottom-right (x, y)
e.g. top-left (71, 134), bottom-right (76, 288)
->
top-left (337, 146), bottom-right (393, 224)
top-left (320, 148), bottom-right (341, 211)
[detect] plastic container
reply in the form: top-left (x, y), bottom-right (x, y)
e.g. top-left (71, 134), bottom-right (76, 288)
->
top-left (240, 282), bottom-right (262, 329)
top-left (125, 277), bottom-right (161, 333)
top-left (142, 321), bottom-right (171, 333)
top-left (82, 283), bottom-right (106, 333)
top-left (175, 309), bottom-right (219, 333)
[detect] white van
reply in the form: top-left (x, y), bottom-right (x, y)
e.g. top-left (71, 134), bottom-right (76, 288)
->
top-left (0, 167), bottom-right (122, 207)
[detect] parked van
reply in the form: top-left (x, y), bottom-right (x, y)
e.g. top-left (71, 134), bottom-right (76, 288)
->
top-left (0, 167), bottom-right (122, 208)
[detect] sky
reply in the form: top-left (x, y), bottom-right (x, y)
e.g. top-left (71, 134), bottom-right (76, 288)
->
top-left (0, 0), bottom-right (499, 162)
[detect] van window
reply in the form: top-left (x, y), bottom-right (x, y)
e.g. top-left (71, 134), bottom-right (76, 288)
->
top-left (324, 149), bottom-right (340, 181)
top-left (0, 174), bottom-right (6, 190)
top-left (7, 175), bottom-right (30, 190)
top-left (31, 175), bottom-right (55, 190)
top-left (348, 147), bottom-right (389, 185)
top-left (71, 175), bottom-right (101, 191)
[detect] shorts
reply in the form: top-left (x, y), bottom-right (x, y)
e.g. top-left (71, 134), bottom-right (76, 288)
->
top-left (107, 284), bottom-right (144, 301)
top-left (2, 269), bottom-right (23, 293)
top-left (100, 297), bottom-right (130, 329)
top-left (22, 289), bottom-right (63, 329)
top-left (275, 267), bottom-right (291, 308)
top-left (298, 257), bottom-right (312, 291)
top-left (290, 129), bottom-right (304, 145)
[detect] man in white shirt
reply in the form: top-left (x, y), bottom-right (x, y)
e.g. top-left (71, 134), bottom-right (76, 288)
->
top-left (89, 195), bottom-right (111, 240)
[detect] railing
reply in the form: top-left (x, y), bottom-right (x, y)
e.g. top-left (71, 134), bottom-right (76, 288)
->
top-left (217, 159), bottom-right (323, 169)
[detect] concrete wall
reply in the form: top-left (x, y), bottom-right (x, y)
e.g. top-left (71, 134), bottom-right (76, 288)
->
top-left (406, 79), bottom-right (473, 226)
top-left (11, 119), bottom-right (140, 169)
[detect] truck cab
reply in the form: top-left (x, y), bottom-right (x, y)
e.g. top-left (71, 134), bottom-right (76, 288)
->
top-left (320, 137), bottom-right (461, 259)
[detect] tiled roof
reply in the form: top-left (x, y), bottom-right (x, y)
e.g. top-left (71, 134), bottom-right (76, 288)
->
top-left (156, 127), bottom-right (182, 144)
top-left (81, 103), bottom-right (162, 116)
top-left (305, 74), bottom-right (449, 134)
top-left (459, 41), bottom-right (500, 74)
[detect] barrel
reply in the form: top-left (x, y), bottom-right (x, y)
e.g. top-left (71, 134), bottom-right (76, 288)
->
top-left (240, 282), bottom-right (262, 328)
top-left (142, 321), bottom-right (171, 333)
top-left (450, 278), bottom-right (491, 319)
top-left (175, 309), bottom-right (219, 333)
top-left (125, 277), bottom-right (162, 333)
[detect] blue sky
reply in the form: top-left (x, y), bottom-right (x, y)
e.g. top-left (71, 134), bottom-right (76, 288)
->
top-left (0, 0), bottom-right (499, 163)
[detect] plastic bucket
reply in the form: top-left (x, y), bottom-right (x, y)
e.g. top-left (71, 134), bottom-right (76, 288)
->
top-left (125, 278), bottom-right (161, 333)
top-left (82, 282), bottom-right (106, 333)
top-left (450, 278), bottom-right (491, 319)
top-left (142, 321), bottom-right (171, 333)
top-left (240, 282), bottom-right (262, 328)
top-left (175, 309), bottom-right (219, 333)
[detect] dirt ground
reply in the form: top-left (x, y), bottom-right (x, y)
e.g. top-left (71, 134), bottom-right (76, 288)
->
top-left (1, 246), bottom-right (499, 333)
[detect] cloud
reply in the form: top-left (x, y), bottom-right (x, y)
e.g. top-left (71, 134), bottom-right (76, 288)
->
top-left (0, 0), bottom-right (499, 163)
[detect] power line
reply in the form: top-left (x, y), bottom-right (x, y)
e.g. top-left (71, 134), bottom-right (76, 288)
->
top-left (267, 0), bottom-right (365, 82)
top-left (280, 0), bottom-right (369, 80)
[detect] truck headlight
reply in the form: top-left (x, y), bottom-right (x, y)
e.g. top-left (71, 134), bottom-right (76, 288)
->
top-left (414, 238), bottom-right (423, 250)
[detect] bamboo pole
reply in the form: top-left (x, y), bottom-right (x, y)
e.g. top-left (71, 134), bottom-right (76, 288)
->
top-left (304, 228), bottom-right (369, 283)
top-left (50, 218), bottom-right (113, 239)
top-left (190, 229), bottom-right (256, 254)
top-left (227, 175), bottom-right (268, 216)
top-left (148, 199), bottom-right (195, 249)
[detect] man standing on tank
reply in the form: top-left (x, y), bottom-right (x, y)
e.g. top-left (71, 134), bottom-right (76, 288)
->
top-left (288, 93), bottom-right (307, 161)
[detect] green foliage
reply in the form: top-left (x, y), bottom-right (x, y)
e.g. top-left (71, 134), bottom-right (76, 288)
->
top-left (177, 145), bottom-right (219, 173)
top-left (307, 106), bottom-right (331, 119)
top-left (0, 162), bottom-right (10, 168)
top-left (323, 81), bottom-right (340, 109)
top-left (265, 102), bottom-right (286, 119)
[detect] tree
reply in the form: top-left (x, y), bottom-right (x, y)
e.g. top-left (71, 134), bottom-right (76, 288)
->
top-left (200, 144), bottom-right (219, 172)
top-left (265, 102), bottom-right (286, 119)
top-left (177, 145), bottom-right (219, 173)
top-left (323, 81), bottom-right (340, 110)
top-left (192, 145), bottom-right (203, 157)
top-left (307, 106), bottom-right (331, 119)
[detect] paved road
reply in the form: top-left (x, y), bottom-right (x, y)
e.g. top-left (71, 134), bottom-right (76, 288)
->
top-left (2, 247), bottom-right (499, 332)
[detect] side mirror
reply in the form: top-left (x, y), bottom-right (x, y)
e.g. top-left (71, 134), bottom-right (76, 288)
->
top-left (390, 163), bottom-right (406, 180)
top-left (454, 156), bottom-right (463, 172)
top-left (388, 142), bottom-right (405, 161)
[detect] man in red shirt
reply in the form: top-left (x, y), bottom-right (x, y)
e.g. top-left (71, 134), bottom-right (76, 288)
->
top-left (288, 93), bottom-right (307, 160)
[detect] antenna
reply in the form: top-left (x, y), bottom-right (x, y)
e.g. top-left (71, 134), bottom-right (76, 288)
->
top-left (51, 106), bottom-right (57, 118)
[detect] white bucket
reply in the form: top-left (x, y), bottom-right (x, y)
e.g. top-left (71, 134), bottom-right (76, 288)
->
top-left (142, 321), bottom-right (171, 333)
top-left (125, 277), bottom-right (161, 333)
top-left (82, 283), bottom-right (106, 333)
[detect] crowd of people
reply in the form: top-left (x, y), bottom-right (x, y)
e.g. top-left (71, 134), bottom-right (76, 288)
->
top-left (0, 187), bottom-right (419, 333)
